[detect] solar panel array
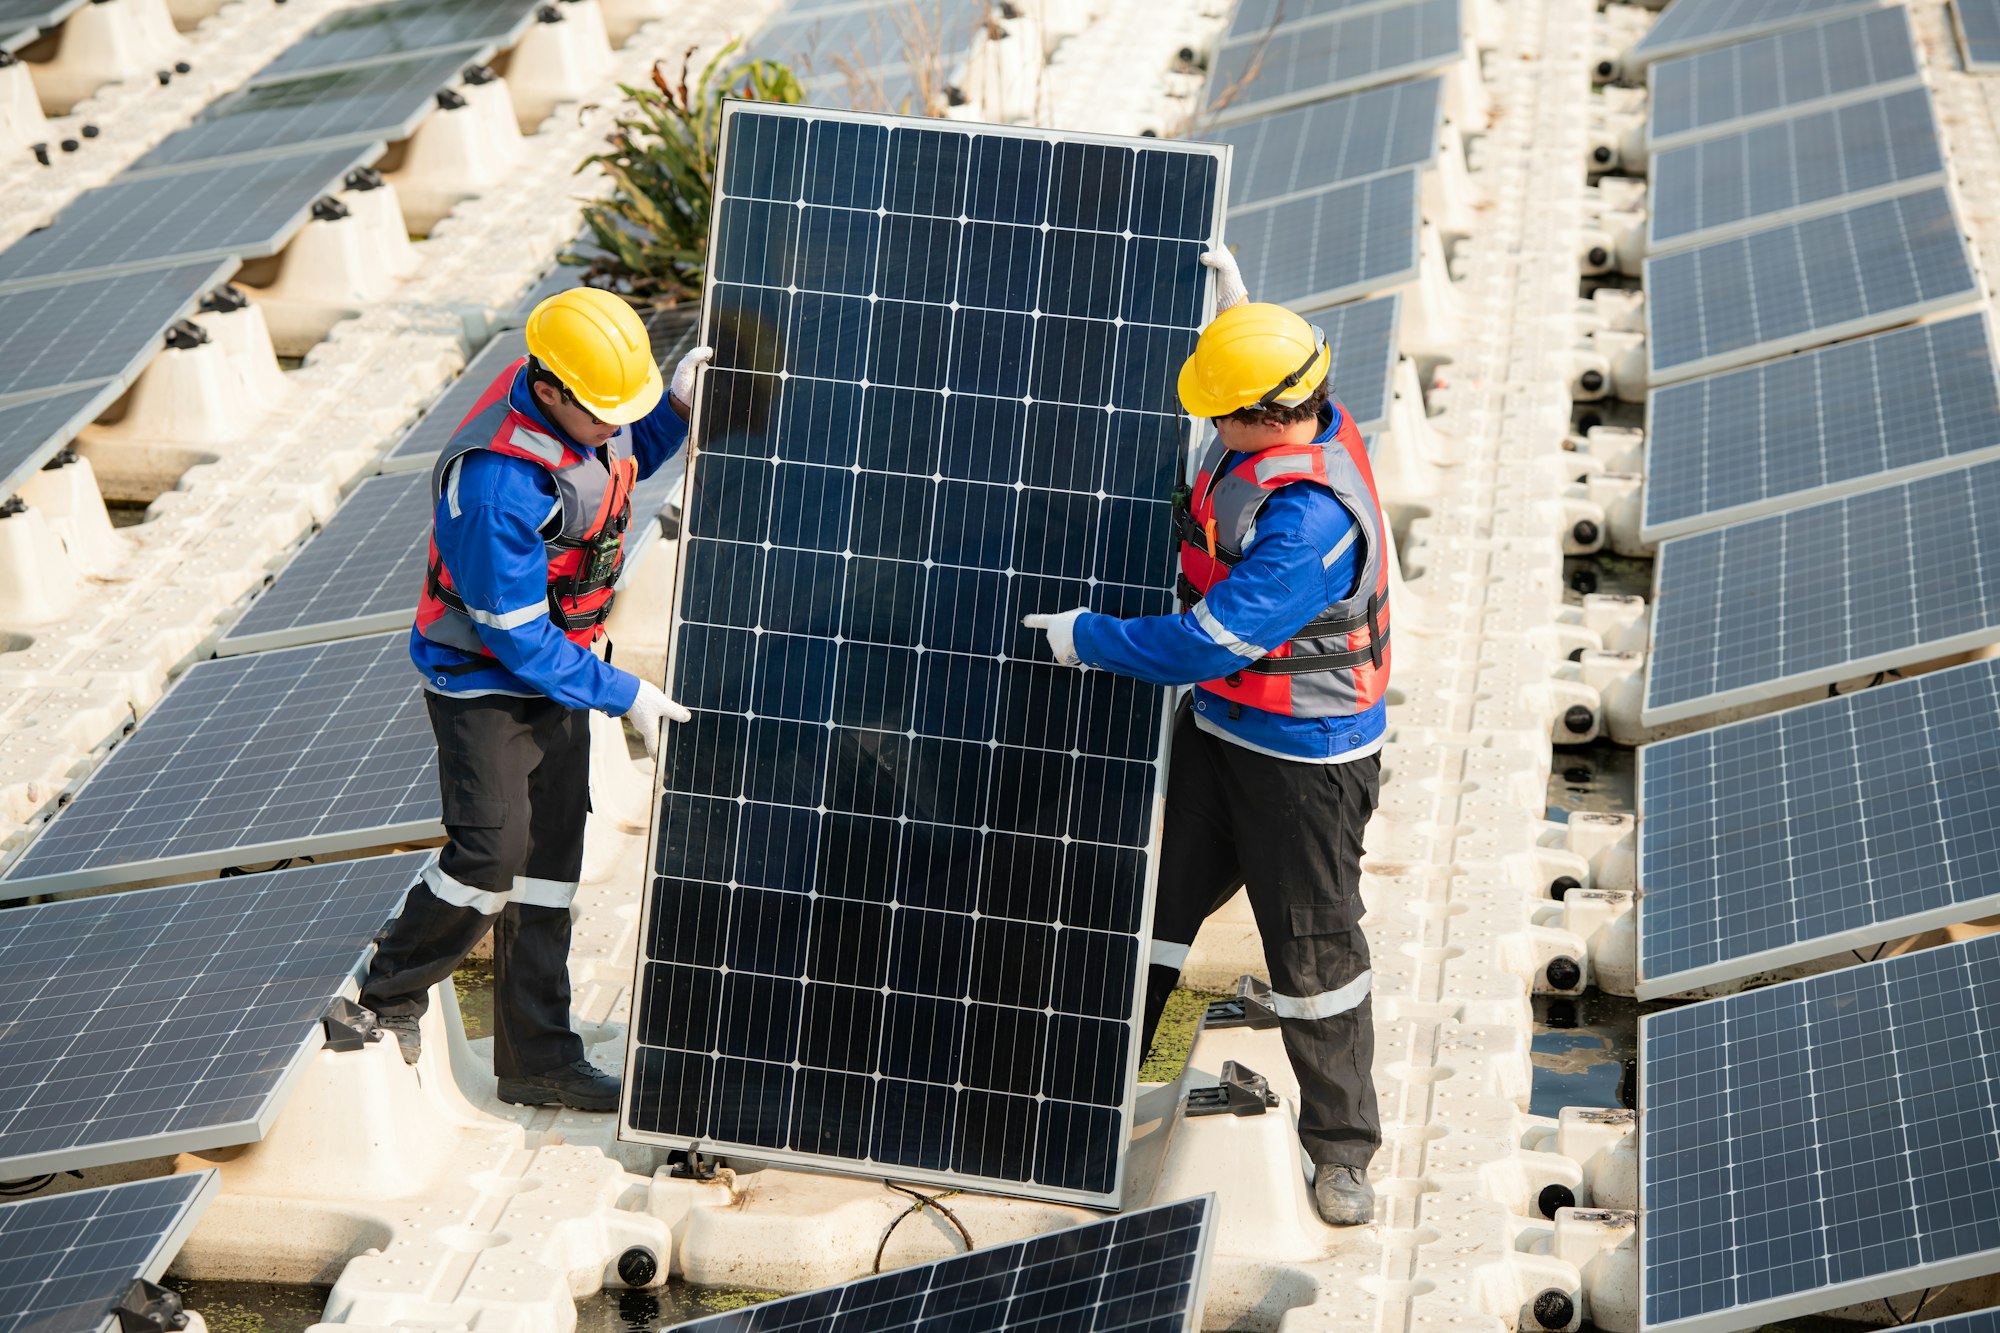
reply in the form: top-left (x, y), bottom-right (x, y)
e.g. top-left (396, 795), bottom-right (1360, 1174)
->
top-left (621, 104), bottom-right (1221, 1205)
top-left (1643, 185), bottom-right (1977, 384)
top-left (0, 382), bottom-right (123, 503)
top-left (128, 47), bottom-right (478, 176)
top-left (677, 1196), bottom-right (1215, 1332)
top-left (1643, 457), bottom-right (2000, 724)
top-left (1641, 313), bottom-right (2000, 540)
top-left (1628, 0), bottom-right (1884, 64)
top-left (1642, 933), bottom-right (2000, 1333)
top-left (0, 1173), bottom-right (217, 1333)
top-left (748, 0), bottom-right (990, 111)
top-left (256, 0), bottom-right (539, 78)
top-left (1646, 87), bottom-right (1944, 250)
top-left (1299, 293), bottom-right (1403, 432)
top-left (1637, 659), bottom-right (2000, 997)
top-left (0, 632), bottom-right (438, 897)
top-left (0, 855), bottom-right (424, 1175)
top-left (1204, 0), bottom-right (1464, 124)
top-left (381, 331), bottom-right (530, 470)
top-left (1646, 7), bottom-right (1921, 149)
top-left (1953, 0), bottom-right (2000, 69)
top-left (1212, 75), bottom-right (1442, 209)
top-left (1228, 166), bottom-right (1422, 311)
top-left (0, 0), bottom-right (86, 46)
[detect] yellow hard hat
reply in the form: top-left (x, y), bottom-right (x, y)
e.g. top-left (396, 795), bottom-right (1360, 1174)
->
top-left (1176, 302), bottom-right (1331, 419)
top-left (524, 287), bottom-right (664, 426)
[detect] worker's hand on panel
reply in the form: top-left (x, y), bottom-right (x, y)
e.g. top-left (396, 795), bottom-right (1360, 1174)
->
top-left (624, 679), bottom-right (692, 758)
top-left (668, 344), bottom-right (714, 419)
top-left (1200, 248), bottom-right (1248, 312)
top-left (1022, 608), bottom-right (1088, 666)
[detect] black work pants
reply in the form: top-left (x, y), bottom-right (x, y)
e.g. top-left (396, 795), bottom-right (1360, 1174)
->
top-left (1144, 702), bottom-right (1382, 1170)
top-left (360, 691), bottom-right (591, 1078)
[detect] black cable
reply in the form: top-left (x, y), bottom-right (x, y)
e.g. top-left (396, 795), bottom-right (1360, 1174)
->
top-left (0, 1174), bottom-right (55, 1196)
top-left (873, 1183), bottom-right (974, 1272)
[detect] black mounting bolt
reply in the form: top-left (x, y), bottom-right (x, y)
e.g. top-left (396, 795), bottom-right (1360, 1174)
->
top-left (156, 69), bottom-right (173, 84)
top-left (59, 137), bottom-right (79, 152)
top-left (535, 3), bottom-right (563, 19)
top-left (1538, 1183), bottom-right (1577, 1219)
top-left (201, 284), bottom-right (248, 313)
top-left (344, 165), bottom-right (383, 191)
top-left (164, 319), bottom-right (210, 351)
top-left (1551, 875), bottom-right (1582, 900)
top-left (1578, 368), bottom-right (1605, 394)
top-left (462, 62), bottom-right (497, 85)
top-left (173, 60), bottom-right (191, 74)
top-left (1595, 58), bottom-right (1616, 78)
top-left (1533, 1288), bottom-right (1576, 1331)
top-left (1586, 245), bottom-right (1609, 267)
top-left (0, 496), bottom-right (27, 518)
top-left (617, 1246), bottom-right (659, 1286)
top-left (435, 86), bottom-right (468, 110)
top-left (1562, 703), bottom-right (1595, 734)
top-left (30, 142), bottom-right (49, 165)
top-left (81, 123), bottom-right (99, 138)
top-left (0, 49), bottom-right (15, 66)
top-left (1566, 647), bottom-right (1585, 663)
top-left (1546, 956), bottom-right (1584, 990)
top-left (1178, 45), bottom-right (1199, 63)
top-left (41, 447), bottom-right (78, 469)
top-left (1590, 144), bottom-right (1613, 165)
top-left (1572, 518), bottom-right (1601, 546)
top-left (310, 195), bottom-right (351, 222)
top-left (1569, 567), bottom-right (1599, 595)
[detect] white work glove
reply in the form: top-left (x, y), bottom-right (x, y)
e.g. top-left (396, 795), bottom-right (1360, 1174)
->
top-left (668, 344), bottom-right (713, 416)
top-left (1022, 607), bottom-right (1088, 666)
top-left (1201, 248), bottom-right (1248, 311)
top-left (623, 679), bottom-right (691, 758)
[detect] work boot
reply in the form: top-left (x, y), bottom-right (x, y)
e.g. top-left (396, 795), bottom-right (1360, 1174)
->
top-left (376, 1014), bottom-right (421, 1066)
top-left (497, 1059), bottom-right (621, 1112)
top-left (1313, 1164), bottom-right (1375, 1227)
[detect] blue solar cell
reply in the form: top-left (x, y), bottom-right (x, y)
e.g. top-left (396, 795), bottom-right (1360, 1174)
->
top-left (1646, 7), bottom-right (1921, 148)
top-left (0, 856), bottom-right (424, 1174)
top-left (625, 104), bottom-right (1223, 1206)
top-left (1648, 87), bottom-right (1944, 249)
top-left (1644, 186), bottom-right (1977, 383)
top-left (1638, 658), bottom-right (2000, 997)
top-left (0, 633), bottom-right (438, 896)
top-left (1212, 76), bottom-right (1442, 208)
top-left (1295, 293), bottom-right (1401, 431)
top-left (1644, 457), bottom-right (2000, 724)
top-left (1227, 167), bottom-right (1421, 311)
top-left (0, 1174), bottom-right (216, 1333)
top-left (256, 0), bottom-right (537, 77)
top-left (0, 262), bottom-right (232, 408)
top-left (676, 1196), bottom-right (1214, 1330)
top-left (1205, 0), bottom-right (1463, 123)
top-left (0, 383), bottom-right (122, 504)
top-left (1642, 936), bottom-right (2000, 1333)
top-left (0, 145), bottom-right (377, 291)
top-left (1630, 0), bottom-right (1881, 64)
top-left (1642, 313), bottom-right (2000, 539)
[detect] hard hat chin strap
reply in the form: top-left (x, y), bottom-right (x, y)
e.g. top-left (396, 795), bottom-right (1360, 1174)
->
top-left (1254, 324), bottom-right (1329, 409)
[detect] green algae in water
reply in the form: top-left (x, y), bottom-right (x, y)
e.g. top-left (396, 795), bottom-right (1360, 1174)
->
top-left (575, 1282), bottom-right (781, 1329)
top-left (159, 1279), bottom-right (330, 1333)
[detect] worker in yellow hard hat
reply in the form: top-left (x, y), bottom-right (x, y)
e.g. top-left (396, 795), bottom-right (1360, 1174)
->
top-left (361, 287), bottom-right (712, 1111)
top-left (1025, 250), bottom-right (1391, 1227)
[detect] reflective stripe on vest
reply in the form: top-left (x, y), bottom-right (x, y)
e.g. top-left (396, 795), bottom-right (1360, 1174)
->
top-left (413, 360), bottom-right (638, 659)
top-left (1174, 406), bottom-right (1392, 720)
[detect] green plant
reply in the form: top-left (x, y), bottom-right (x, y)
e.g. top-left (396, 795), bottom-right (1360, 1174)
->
top-left (568, 41), bottom-right (804, 305)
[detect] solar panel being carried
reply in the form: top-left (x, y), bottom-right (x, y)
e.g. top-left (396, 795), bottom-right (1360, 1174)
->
top-left (1204, 0), bottom-right (1463, 125)
top-left (1212, 75), bottom-right (1443, 209)
top-left (1643, 185), bottom-right (1977, 385)
top-left (1646, 86), bottom-right (1945, 251)
top-left (256, 0), bottom-right (539, 78)
top-left (677, 1195), bottom-right (1216, 1332)
top-left (1227, 166), bottom-right (1422, 311)
top-left (0, 1173), bottom-right (217, 1333)
top-left (1646, 7), bottom-right (1921, 151)
top-left (1627, 0), bottom-right (1884, 66)
top-left (1953, 0), bottom-right (2000, 69)
top-left (1644, 457), bottom-right (2000, 724)
top-left (0, 143), bottom-right (381, 291)
top-left (0, 632), bottom-right (437, 897)
top-left (1637, 658), bottom-right (2000, 999)
top-left (1642, 933), bottom-right (2000, 1333)
top-left (0, 855), bottom-right (424, 1176)
top-left (621, 104), bottom-right (1223, 1206)
top-left (127, 48), bottom-right (477, 175)
top-left (1641, 313), bottom-right (2000, 541)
